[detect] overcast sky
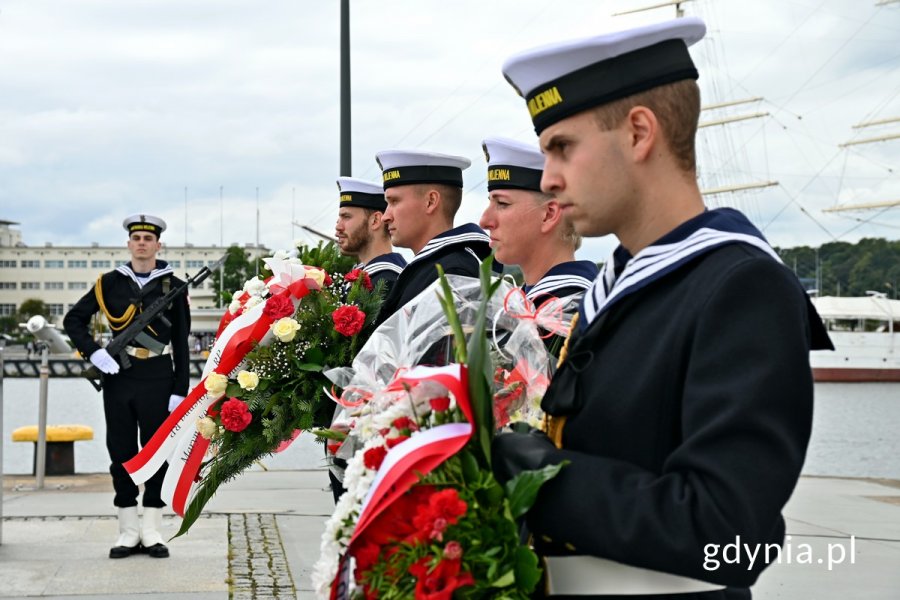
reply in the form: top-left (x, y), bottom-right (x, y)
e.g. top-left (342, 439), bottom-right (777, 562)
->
top-left (1, 0), bottom-right (899, 263)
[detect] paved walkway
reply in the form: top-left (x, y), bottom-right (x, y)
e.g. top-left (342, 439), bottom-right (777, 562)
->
top-left (1, 469), bottom-right (898, 599)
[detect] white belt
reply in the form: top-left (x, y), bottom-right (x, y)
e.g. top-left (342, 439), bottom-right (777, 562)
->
top-left (543, 555), bottom-right (725, 596)
top-left (124, 345), bottom-right (172, 359)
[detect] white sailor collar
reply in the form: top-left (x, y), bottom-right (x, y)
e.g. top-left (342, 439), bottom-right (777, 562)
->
top-left (410, 223), bottom-right (490, 266)
top-left (579, 208), bottom-right (780, 329)
top-left (116, 260), bottom-right (174, 288)
top-left (364, 252), bottom-right (407, 275)
top-left (524, 260), bottom-right (599, 301)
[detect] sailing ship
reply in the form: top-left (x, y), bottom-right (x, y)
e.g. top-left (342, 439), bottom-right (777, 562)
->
top-left (810, 294), bottom-right (900, 382)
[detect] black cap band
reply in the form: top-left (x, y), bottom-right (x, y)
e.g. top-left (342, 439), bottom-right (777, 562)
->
top-left (487, 165), bottom-right (544, 192)
top-left (525, 39), bottom-right (698, 134)
top-left (128, 223), bottom-right (162, 237)
top-left (381, 165), bottom-right (464, 189)
top-left (339, 191), bottom-right (387, 211)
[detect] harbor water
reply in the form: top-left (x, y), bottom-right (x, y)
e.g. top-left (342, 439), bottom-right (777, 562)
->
top-left (2, 377), bottom-right (899, 479)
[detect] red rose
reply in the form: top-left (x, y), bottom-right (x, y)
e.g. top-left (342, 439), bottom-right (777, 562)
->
top-left (332, 304), bottom-right (366, 336)
top-left (429, 396), bottom-right (451, 412)
top-left (409, 557), bottom-right (474, 600)
top-left (345, 268), bottom-right (374, 291)
top-left (220, 398), bottom-right (252, 432)
top-left (364, 445), bottom-right (388, 470)
top-left (262, 292), bottom-right (294, 320)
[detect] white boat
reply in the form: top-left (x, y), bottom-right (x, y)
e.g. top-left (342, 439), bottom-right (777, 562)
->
top-left (810, 295), bottom-right (900, 382)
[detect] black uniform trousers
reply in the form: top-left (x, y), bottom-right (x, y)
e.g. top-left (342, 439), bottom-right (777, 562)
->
top-left (103, 355), bottom-right (173, 508)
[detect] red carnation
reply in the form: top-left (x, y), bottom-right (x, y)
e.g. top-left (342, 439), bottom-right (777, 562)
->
top-left (332, 304), bottom-right (366, 337)
top-left (262, 292), bottom-right (294, 320)
top-left (429, 396), bottom-right (451, 412)
top-left (409, 557), bottom-right (474, 600)
top-left (220, 398), bottom-right (252, 432)
top-left (385, 435), bottom-right (409, 449)
top-left (345, 268), bottom-right (374, 291)
top-left (412, 489), bottom-right (467, 542)
top-left (353, 541), bottom-right (382, 577)
top-left (391, 416), bottom-right (418, 432)
top-left (364, 445), bottom-right (388, 470)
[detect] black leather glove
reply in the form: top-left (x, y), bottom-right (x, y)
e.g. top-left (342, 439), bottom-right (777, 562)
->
top-left (492, 429), bottom-right (558, 486)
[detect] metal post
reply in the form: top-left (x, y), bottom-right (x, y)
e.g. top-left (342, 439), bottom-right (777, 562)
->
top-left (340, 0), bottom-right (351, 176)
top-left (35, 344), bottom-right (49, 490)
top-left (1, 340), bottom-right (6, 545)
top-left (219, 185), bottom-right (224, 308)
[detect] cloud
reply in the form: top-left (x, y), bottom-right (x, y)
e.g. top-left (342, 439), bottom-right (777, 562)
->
top-left (0, 0), bottom-right (897, 259)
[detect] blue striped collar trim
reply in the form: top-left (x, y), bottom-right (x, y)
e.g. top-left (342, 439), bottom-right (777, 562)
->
top-left (411, 223), bottom-right (490, 265)
top-left (524, 260), bottom-right (599, 301)
top-left (579, 209), bottom-right (780, 329)
top-left (116, 261), bottom-right (174, 288)
top-left (364, 253), bottom-right (406, 275)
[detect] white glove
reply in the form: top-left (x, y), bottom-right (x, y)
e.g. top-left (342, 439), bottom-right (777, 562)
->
top-left (168, 394), bottom-right (185, 412)
top-left (89, 348), bottom-right (120, 375)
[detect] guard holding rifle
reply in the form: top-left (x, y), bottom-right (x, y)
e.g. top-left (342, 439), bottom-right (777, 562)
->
top-left (64, 213), bottom-right (190, 560)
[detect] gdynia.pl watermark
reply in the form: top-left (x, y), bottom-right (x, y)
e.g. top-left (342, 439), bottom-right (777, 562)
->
top-left (703, 535), bottom-right (856, 571)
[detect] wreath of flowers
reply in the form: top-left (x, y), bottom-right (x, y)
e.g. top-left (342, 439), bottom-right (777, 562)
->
top-left (312, 259), bottom-right (566, 599)
top-left (175, 242), bottom-right (382, 536)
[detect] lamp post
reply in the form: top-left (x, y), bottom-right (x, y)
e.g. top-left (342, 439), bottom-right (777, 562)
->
top-left (340, 0), bottom-right (351, 176)
top-left (0, 336), bottom-right (6, 545)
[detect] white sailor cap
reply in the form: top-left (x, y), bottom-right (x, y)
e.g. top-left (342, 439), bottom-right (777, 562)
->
top-left (375, 149), bottom-right (471, 189)
top-left (122, 213), bottom-right (167, 238)
top-left (502, 17), bottom-right (706, 134)
top-left (337, 177), bottom-right (387, 211)
top-left (482, 137), bottom-right (545, 192)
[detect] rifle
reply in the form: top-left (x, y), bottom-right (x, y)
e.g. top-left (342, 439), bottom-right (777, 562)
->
top-left (82, 255), bottom-right (227, 390)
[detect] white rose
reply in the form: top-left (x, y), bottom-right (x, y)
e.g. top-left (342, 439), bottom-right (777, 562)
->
top-left (228, 299), bottom-right (242, 314)
top-left (271, 249), bottom-right (291, 261)
top-left (204, 372), bottom-right (229, 397)
top-left (244, 295), bottom-right (263, 310)
top-left (197, 417), bottom-right (218, 440)
top-left (237, 370), bottom-right (260, 391)
top-left (271, 317), bottom-right (301, 342)
top-left (305, 268), bottom-right (326, 287)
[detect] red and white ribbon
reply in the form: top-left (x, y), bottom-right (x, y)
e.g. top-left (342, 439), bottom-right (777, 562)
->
top-left (502, 288), bottom-right (570, 338)
top-left (348, 364), bottom-right (473, 545)
top-left (124, 268), bottom-right (318, 516)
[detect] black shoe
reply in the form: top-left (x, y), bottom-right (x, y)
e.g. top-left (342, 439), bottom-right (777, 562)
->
top-left (109, 544), bottom-right (139, 559)
top-left (144, 543), bottom-right (169, 558)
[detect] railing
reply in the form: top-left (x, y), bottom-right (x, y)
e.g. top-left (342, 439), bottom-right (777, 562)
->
top-left (1, 358), bottom-right (208, 378)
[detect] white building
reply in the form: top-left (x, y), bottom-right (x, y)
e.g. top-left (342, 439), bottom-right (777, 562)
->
top-left (0, 220), bottom-right (270, 333)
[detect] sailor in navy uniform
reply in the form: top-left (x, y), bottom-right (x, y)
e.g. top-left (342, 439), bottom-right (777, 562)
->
top-left (373, 149), bottom-right (498, 327)
top-left (64, 214), bottom-right (190, 560)
top-left (490, 18), bottom-right (833, 599)
top-left (479, 136), bottom-right (598, 307)
top-left (335, 177), bottom-right (407, 296)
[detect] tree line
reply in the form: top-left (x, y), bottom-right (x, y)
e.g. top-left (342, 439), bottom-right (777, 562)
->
top-left (3, 238), bottom-right (898, 338)
top-left (775, 237), bottom-right (900, 299)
